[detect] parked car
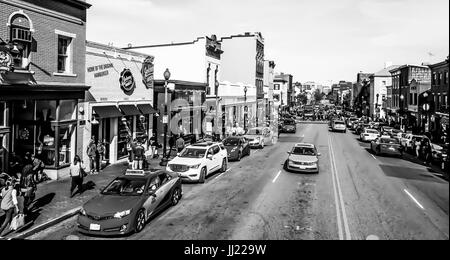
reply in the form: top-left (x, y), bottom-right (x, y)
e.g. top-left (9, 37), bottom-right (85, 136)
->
top-left (331, 120), bottom-right (347, 133)
top-left (284, 143), bottom-right (321, 173)
top-left (166, 142), bottom-right (228, 183)
top-left (371, 137), bottom-right (403, 157)
top-left (390, 129), bottom-right (404, 140)
top-left (222, 136), bottom-right (251, 161)
top-left (346, 117), bottom-right (359, 128)
top-left (244, 127), bottom-right (275, 148)
top-left (431, 143), bottom-right (448, 165)
top-left (77, 169), bottom-right (182, 236)
top-left (360, 129), bottom-right (380, 142)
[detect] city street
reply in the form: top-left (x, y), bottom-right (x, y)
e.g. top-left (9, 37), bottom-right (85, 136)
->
top-left (29, 123), bottom-right (449, 240)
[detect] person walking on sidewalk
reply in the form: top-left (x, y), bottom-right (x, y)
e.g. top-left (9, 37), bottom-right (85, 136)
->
top-left (69, 155), bottom-right (86, 198)
top-left (176, 134), bottom-right (185, 153)
top-left (414, 138), bottom-right (421, 158)
top-left (86, 137), bottom-right (98, 175)
top-left (97, 140), bottom-right (106, 172)
top-left (423, 140), bottom-right (433, 166)
top-left (133, 141), bottom-right (145, 170)
top-left (0, 177), bottom-right (19, 237)
top-left (169, 134), bottom-right (176, 156)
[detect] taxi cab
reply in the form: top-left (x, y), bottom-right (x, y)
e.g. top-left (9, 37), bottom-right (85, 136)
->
top-left (77, 169), bottom-right (182, 236)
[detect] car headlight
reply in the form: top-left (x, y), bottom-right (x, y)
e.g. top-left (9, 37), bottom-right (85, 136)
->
top-left (189, 164), bottom-right (201, 169)
top-left (80, 207), bottom-right (87, 216)
top-left (256, 137), bottom-right (261, 141)
top-left (114, 209), bottom-right (132, 219)
top-left (231, 147), bottom-right (237, 152)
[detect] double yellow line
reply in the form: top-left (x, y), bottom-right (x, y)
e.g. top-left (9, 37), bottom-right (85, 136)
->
top-left (328, 134), bottom-right (352, 240)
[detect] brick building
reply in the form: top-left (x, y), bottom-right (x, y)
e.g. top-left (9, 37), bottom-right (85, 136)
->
top-left (428, 57), bottom-right (449, 143)
top-left (0, 0), bottom-right (91, 179)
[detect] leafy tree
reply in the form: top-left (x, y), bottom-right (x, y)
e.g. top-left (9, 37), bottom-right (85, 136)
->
top-left (314, 89), bottom-right (325, 102)
top-left (297, 93), bottom-right (308, 105)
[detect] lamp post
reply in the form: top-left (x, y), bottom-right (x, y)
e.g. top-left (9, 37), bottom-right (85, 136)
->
top-left (244, 86), bottom-right (248, 131)
top-left (423, 92), bottom-right (430, 133)
top-left (400, 94), bottom-right (405, 131)
top-left (215, 80), bottom-right (220, 140)
top-left (161, 68), bottom-right (171, 166)
top-left (375, 93), bottom-right (380, 121)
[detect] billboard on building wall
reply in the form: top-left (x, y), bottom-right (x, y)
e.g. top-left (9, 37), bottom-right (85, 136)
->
top-left (141, 56), bottom-right (154, 89)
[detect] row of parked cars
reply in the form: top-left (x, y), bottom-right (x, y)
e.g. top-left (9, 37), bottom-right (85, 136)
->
top-left (76, 126), bottom-right (279, 237)
top-left (347, 118), bottom-right (448, 164)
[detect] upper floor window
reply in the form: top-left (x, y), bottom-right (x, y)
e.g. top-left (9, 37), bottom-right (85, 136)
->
top-left (445, 71), bottom-right (448, 85)
top-left (437, 73), bottom-right (442, 85)
top-left (57, 35), bottom-right (72, 74)
top-left (274, 84), bottom-right (280, 90)
top-left (432, 73), bottom-right (437, 85)
top-left (0, 102), bottom-right (5, 127)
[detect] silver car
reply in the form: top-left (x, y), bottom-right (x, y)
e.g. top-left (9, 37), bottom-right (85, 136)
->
top-left (284, 143), bottom-right (321, 173)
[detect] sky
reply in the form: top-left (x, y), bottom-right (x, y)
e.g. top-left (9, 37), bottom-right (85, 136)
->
top-left (86, 0), bottom-right (449, 85)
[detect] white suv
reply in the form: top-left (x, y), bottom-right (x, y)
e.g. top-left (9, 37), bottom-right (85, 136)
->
top-left (166, 142), bottom-right (228, 183)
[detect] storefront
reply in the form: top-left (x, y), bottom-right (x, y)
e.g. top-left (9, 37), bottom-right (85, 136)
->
top-left (0, 82), bottom-right (88, 179)
top-left (82, 41), bottom-right (156, 168)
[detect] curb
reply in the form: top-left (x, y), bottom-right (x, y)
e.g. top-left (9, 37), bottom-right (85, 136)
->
top-left (8, 207), bottom-right (81, 240)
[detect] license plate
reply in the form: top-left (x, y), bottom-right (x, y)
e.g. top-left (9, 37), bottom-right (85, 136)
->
top-left (300, 166), bottom-right (307, 170)
top-left (90, 224), bottom-right (101, 231)
top-left (389, 147), bottom-right (395, 150)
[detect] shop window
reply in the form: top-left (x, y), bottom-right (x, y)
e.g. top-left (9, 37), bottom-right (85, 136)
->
top-left (118, 116), bottom-right (134, 159)
top-left (59, 100), bottom-right (76, 121)
top-left (57, 35), bottom-right (72, 73)
top-left (0, 102), bottom-right (5, 127)
top-left (58, 124), bottom-right (75, 167)
top-left (136, 115), bottom-right (149, 141)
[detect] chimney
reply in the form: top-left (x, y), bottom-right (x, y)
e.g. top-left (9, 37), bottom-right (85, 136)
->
top-left (384, 61), bottom-right (393, 69)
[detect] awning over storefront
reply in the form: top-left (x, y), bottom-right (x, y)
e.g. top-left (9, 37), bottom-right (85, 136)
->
top-left (0, 83), bottom-right (89, 100)
top-left (137, 104), bottom-right (157, 114)
top-left (119, 105), bottom-right (141, 116)
top-left (93, 105), bottom-right (123, 118)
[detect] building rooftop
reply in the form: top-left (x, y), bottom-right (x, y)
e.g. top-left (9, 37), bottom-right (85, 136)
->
top-left (373, 65), bottom-right (402, 77)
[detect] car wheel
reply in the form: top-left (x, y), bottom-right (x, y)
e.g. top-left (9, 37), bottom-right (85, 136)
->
top-left (283, 160), bottom-right (288, 170)
top-left (171, 188), bottom-right (181, 206)
top-left (261, 142), bottom-right (265, 149)
top-left (247, 148), bottom-right (251, 156)
top-left (237, 151), bottom-right (242, 161)
top-left (199, 167), bottom-right (206, 183)
top-left (135, 209), bottom-right (146, 233)
top-left (221, 158), bottom-right (227, 173)
top-left (376, 147), bottom-right (381, 156)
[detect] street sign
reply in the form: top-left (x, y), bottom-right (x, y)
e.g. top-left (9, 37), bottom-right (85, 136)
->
top-left (162, 115), bottom-right (168, 124)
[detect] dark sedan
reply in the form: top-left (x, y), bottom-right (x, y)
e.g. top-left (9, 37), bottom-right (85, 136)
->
top-left (223, 136), bottom-right (251, 161)
top-left (371, 137), bottom-right (403, 157)
top-left (280, 119), bottom-right (297, 133)
top-left (77, 170), bottom-right (182, 236)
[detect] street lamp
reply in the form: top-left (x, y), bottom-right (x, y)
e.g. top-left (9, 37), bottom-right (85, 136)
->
top-left (400, 94), bottom-right (405, 131)
top-left (215, 80), bottom-right (220, 140)
top-left (375, 93), bottom-right (380, 121)
top-left (244, 86), bottom-right (248, 131)
top-left (161, 68), bottom-right (171, 166)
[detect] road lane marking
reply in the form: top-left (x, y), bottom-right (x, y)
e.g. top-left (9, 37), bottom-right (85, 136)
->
top-left (329, 135), bottom-right (352, 240)
top-left (371, 154), bottom-right (377, 160)
top-left (404, 189), bottom-right (425, 210)
top-left (328, 136), bottom-right (344, 240)
top-left (215, 168), bottom-right (231, 180)
top-left (272, 170), bottom-right (282, 183)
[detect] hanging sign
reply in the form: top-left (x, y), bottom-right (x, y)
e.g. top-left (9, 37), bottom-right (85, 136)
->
top-left (141, 56), bottom-right (154, 89)
top-left (119, 68), bottom-right (136, 95)
top-left (0, 49), bottom-right (13, 73)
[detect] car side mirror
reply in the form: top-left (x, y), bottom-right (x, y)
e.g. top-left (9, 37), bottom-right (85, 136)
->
top-left (317, 153), bottom-right (322, 156)
top-left (206, 154), bottom-right (213, 160)
top-left (176, 153), bottom-right (181, 157)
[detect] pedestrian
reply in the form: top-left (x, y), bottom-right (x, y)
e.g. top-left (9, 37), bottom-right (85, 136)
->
top-left (16, 171), bottom-right (35, 215)
top-left (86, 137), bottom-right (98, 174)
top-left (149, 132), bottom-right (158, 158)
top-left (133, 141), bottom-right (145, 170)
top-left (176, 134), bottom-right (185, 153)
top-left (30, 153), bottom-right (45, 183)
top-left (423, 141), bottom-right (432, 165)
top-left (168, 134), bottom-right (176, 156)
top-left (414, 138), bottom-right (421, 158)
top-left (97, 140), bottom-right (106, 171)
top-left (0, 177), bottom-right (19, 237)
top-left (69, 155), bottom-right (86, 198)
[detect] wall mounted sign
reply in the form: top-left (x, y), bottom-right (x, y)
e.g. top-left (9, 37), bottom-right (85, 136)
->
top-left (119, 68), bottom-right (136, 95)
top-left (0, 50), bottom-right (13, 73)
top-left (141, 56), bottom-right (154, 89)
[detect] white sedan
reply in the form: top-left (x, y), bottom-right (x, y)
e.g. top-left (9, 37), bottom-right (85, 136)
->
top-left (360, 129), bottom-right (380, 142)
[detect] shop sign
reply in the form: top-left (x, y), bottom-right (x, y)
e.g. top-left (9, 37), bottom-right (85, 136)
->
top-left (141, 56), bottom-right (154, 89)
top-left (0, 50), bottom-right (13, 73)
top-left (119, 68), bottom-right (136, 95)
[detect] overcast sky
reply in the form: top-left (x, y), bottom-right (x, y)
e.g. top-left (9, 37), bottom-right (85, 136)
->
top-left (86, 0), bottom-right (449, 85)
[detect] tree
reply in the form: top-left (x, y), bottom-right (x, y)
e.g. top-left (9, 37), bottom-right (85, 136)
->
top-left (314, 89), bottom-right (325, 103)
top-left (297, 93), bottom-right (308, 105)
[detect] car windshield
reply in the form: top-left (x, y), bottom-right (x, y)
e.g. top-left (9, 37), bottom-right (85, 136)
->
top-left (292, 147), bottom-right (316, 156)
top-left (380, 138), bottom-right (399, 144)
top-left (223, 139), bottom-right (239, 146)
top-left (247, 129), bottom-right (262, 135)
top-left (102, 178), bottom-right (146, 196)
top-left (179, 148), bottom-right (207, 158)
top-left (284, 120), bottom-right (295, 125)
top-left (367, 130), bottom-right (379, 134)
top-left (334, 121), bottom-right (345, 125)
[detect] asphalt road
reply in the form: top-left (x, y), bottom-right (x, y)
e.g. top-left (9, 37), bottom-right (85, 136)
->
top-left (29, 124), bottom-right (449, 240)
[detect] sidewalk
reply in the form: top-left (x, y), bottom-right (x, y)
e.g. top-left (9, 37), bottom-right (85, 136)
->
top-left (401, 152), bottom-right (449, 181)
top-left (1, 152), bottom-right (169, 239)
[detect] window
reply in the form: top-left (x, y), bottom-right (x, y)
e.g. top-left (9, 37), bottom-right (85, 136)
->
top-left (438, 73), bottom-right (442, 85)
top-left (445, 72), bottom-right (449, 85)
top-left (382, 81), bottom-right (386, 86)
top-left (274, 84), bottom-right (280, 90)
top-left (57, 35), bottom-right (72, 73)
top-left (212, 145), bottom-right (220, 155)
top-left (414, 93), bottom-right (417, 105)
top-left (0, 102), bottom-right (5, 127)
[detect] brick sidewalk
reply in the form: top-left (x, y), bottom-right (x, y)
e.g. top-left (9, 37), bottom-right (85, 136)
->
top-left (1, 152), bottom-right (170, 239)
